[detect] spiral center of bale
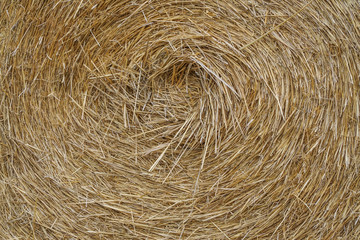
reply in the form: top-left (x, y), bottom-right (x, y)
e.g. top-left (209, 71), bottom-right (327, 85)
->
top-left (138, 59), bottom-right (206, 121)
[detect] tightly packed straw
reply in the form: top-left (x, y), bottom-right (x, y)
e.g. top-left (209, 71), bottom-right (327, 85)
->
top-left (1, 0), bottom-right (360, 239)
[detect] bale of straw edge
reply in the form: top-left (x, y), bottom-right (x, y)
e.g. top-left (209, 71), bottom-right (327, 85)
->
top-left (0, 0), bottom-right (359, 239)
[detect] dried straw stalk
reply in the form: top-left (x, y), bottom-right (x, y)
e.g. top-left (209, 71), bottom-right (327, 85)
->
top-left (1, 0), bottom-right (359, 239)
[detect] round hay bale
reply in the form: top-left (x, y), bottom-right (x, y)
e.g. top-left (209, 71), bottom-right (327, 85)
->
top-left (1, 0), bottom-right (359, 239)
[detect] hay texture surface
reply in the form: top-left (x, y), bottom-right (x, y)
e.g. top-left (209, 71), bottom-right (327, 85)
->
top-left (1, 0), bottom-right (360, 239)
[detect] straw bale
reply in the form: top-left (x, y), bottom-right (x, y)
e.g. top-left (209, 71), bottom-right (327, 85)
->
top-left (1, 0), bottom-right (359, 239)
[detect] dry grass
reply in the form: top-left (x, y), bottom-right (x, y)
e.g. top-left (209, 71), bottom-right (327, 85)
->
top-left (1, 0), bottom-right (360, 239)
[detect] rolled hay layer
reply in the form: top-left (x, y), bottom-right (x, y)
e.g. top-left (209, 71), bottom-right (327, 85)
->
top-left (0, 0), bottom-right (359, 239)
